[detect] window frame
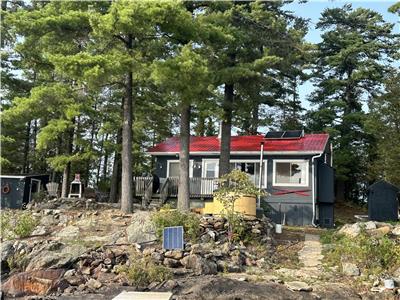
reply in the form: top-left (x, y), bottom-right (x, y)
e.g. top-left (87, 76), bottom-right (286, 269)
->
top-left (201, 159), bottom-right (219, 178)
top-left (167, 160), bottom-right (194, 178)
top-left (229, 159), bottom-right (268, 188)
top-left (272, 159), bottom-right (309, 187)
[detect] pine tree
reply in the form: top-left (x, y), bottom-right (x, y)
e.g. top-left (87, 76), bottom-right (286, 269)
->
top-left (365, 73), bottom-right (400, 186)
top-left (152, 45), bottom-right (209, 212)
top-left (308, 4), bottom-right (399, 202)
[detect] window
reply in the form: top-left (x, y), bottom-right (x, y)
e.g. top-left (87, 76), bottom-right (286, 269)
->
top-left (167, 160), bottom-right (193, 177)
top-left (273, 160), bottom-right (308, 186)
top-left (230, 160), bottom-right (267, 188)
top-left (202, 159), bottom-right (219, 178)
top-left (168, 162), bottom-right (180, 177)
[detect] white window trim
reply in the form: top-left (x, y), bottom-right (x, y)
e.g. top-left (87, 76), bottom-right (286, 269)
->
top-left (230, 159), bottom-right (268, 188)
top-left (202, 159), bottom-right (267, 188)
top-left (272, 159), bottom-right (309, 187)
top-left (29, 179), bottom-right (41, 202)
top-left (201, 159), bottom-right (219, 178)
top-left (167, 160), bottom-right (194, 178)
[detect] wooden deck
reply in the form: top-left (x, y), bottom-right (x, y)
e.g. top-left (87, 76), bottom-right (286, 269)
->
top-left (134, 176), bottom-right (218, 205)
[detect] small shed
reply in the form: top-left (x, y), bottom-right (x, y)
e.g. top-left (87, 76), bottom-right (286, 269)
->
top-left (368, 180), bottom-right (399, 222)
top-left (0, 174), bottom-right (50, 209)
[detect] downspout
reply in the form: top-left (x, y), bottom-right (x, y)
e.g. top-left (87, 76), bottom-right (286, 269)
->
top-left (311, 152), bottom-right (323, 227)
top-left (258, 142), bottom-right (264, 208)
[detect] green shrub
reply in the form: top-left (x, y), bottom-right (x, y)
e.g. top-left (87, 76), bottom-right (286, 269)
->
top-left (118, 253), bottom-right (172, 287)
top-left (323, 228), bottom-right (400, 276)
top-left (1, 211), bottom-right (38, 240)
top-left (213, 170), bottom-right (265, 244)
top-left (7, 252), bottom-right (29, 271)
top-left (151, 206), bottom-right (200, 242)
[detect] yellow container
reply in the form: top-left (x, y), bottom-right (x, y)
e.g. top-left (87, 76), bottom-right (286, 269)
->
top-left (203, 195), bottom-right (256, 216)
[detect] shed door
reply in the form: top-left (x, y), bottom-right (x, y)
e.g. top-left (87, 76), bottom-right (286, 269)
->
top-left (318, 163), bottom-right (335, 203)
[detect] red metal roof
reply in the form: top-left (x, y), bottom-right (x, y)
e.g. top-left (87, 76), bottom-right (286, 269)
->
top-left (148, 134), bottom-right (329, 154)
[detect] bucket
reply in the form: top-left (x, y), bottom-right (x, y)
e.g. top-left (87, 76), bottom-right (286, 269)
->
top-left (384, 279), bottom-right (394, 289)
top-left (275, 224), bottom-right (282, 234)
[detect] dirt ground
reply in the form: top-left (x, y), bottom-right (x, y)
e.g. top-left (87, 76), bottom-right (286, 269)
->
top-left (334, 200), bottom-right (367, 225)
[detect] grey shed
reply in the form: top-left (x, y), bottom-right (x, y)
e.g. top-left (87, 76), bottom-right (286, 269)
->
top-left (368, 180), bottom-right (399, 222)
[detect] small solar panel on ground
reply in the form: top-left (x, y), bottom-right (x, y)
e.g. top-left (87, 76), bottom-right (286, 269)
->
top-left (265, 131), bottom-right (285, 139)
top-left (163, 226), bottom-right (184, 250)
top-left (282, 130), bottom-right (303, 139)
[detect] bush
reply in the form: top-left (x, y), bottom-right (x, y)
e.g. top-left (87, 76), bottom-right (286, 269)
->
top-left (118, 253), bottom-right (172, 287)
top-left (323, 228), bottom-right (400, 276)
top-left (151, 205), bottom-right (200, 242)
top-left (1, 211), bottom-right (39, 240)
top-left (213, 170), bottom-right (265, 244)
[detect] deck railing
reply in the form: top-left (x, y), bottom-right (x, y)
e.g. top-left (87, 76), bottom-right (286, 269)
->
top-left (133, 176), bottom-right (152, 197)
top-left (133, 176), bottom-right (218, 199)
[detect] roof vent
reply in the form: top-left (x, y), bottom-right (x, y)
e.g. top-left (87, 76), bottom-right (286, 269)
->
top-left (265, 130), bottom-right (304, 140)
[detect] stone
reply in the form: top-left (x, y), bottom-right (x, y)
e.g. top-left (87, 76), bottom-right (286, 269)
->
top-left (211, 250), bottom-right (223, 258)
top-left (181, 254), bottom-right (217, 275)
top-left (25, 244), bottom-right (87, 272)
top-left (164, 250), bottom-right (183, 260)
top-left (342, 262), bottom-right (360, 276)
top-left (2, 269), bottom-right (67, 297)
top-left (251, 228), bottom-right (261, 234)
top-left (364, 221), bottom-right (377, 230)
top-left (31, 226), bottom-right (49, 236)
top-left (86, 278), bottom-right (102, 290)
top-left (213, 221), bottom-right (225, 230)
top-left (231, 254), bottom-right (244, 267)
top-left (151, 252), bottom-right (164, 262)
top-left (64, 270), bottom-right (84, 286)
top-left (190, 244), bottom-right (203, 255)
top-left (1, 240), bottom-right (14, 271)
top-left (40, 215), bottom-right (56, 226)
top-left (55, 225), bottom-right (79, 238)
top-left (143, 247), bottom-right (156, 256)
top-left (163, 258), bottom-right (181, 268)
top-left (338, 223), bottom-right (360, 238)
top-left (391, 226), bottom-right (400, 236)
top-left (285, 281), bottom-right (313, 292)
top-left (370, 226), bottom-right (391, 237)
top-left (126, 211), bottom-right (156, 244)
top-left (392, 266), bottom-right (400, 279)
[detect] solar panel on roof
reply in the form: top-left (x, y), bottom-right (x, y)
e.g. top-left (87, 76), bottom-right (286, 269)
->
top-left (163, 226), bottom-right (184, 250)
top-left (282, 130), bottom-right (303, 139)
top-left (265, 130), bottom-right (304, 139)
top-left (265, 131), bottom-right (285, 139)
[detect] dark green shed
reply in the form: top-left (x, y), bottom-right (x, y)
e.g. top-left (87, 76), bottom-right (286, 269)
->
top-left (0, 174), bottom-right (50, 209)
top-left (368, 180), bottom-right (399, 222)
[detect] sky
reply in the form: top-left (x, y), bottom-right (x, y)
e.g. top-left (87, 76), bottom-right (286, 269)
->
top-left (283, 0), bottom-right (399, 109)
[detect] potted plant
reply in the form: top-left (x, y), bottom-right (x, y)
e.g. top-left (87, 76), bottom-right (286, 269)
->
top-left (208, 170), bottom-right (266, 243)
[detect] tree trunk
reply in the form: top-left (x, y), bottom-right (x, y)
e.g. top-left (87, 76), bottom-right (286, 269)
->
top-left (120, 34), bottom-right (134, 213)
top-left (250, 104), bottom-right (259, 135)
top-left (219, 83), bottom-right (234, 177)
top-left (177, 104), bottom-right (191, 212)
top-left (22, 121), bottom-right (31, 173)
top-left (61, 121), bottom-right (75, 198)
top-left (61, 163), bottom-right (71, 198)
top-left (109, 142), bottom-right (121, 203)
top-left (194, 113), bottom-right (205, 136)
top-left (85, 104), bottom-right (97, 184)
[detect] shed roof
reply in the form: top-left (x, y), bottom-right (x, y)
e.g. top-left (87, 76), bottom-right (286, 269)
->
top-left (368, 180), bottom-right (400, 192)
top-left (148, 134), bottom-right (329, 155)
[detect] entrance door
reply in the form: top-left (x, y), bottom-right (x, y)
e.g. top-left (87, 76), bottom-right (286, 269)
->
top-left (29, 179), bottom-right (41, 202)
top-left (202, 160), bottom-right (219, 195)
